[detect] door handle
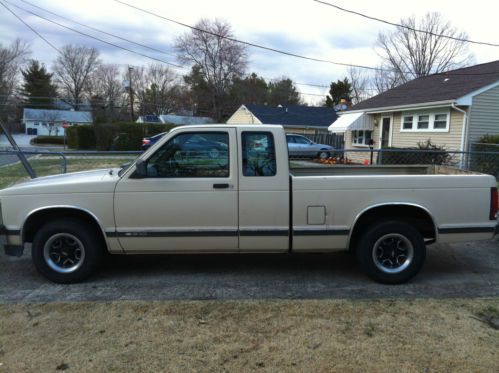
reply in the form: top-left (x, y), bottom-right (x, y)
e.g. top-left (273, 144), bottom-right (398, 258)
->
top-left (213, 183), bottom-right (230, 189)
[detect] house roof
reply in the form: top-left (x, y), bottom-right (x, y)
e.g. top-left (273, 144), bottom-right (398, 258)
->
top-left (244, 104), bottom-right (338, 128)
top-left (23, 108), bottom-right (93, 123)
top-left (352, 60), bottom-right (499, 111)
top-left (159, 114), bottom-right (214, 125)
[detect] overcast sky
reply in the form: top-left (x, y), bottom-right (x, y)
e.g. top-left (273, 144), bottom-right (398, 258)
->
top-left (1, 0), bottom-right (498, 104)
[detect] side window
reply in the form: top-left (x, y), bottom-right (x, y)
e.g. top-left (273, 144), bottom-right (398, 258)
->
top-left (146, 132), bottom-right (229, 178)
top-left (242, 131), bottom-right (277, 177)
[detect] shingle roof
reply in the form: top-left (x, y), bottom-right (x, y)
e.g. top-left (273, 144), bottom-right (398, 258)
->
top-left (352, 60), bottom-right (499, 111)
top-left (245, 104), bottom-right (338, 128)
top-left (23, 108), bottom-right (92, 123)
top-left (159, 114), bottom-right (214, 125)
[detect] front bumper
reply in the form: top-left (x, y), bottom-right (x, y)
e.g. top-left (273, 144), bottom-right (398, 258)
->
top-left (0, 224), bottom-right (23, 257)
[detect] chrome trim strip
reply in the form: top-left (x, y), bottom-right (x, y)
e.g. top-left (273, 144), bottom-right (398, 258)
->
top-left (294, 229), bottom-right (349, 236)
top-left (438, 226), bottom-right (495, 234)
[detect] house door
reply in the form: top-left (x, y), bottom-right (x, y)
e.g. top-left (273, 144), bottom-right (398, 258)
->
top-left (380, 117), bottom-right (391, 148)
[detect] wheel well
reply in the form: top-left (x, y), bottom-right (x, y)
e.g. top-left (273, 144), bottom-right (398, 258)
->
top-left (22, 208), bottom-right (107, 248)
top-left (349, 205), bottom-right (436, 251)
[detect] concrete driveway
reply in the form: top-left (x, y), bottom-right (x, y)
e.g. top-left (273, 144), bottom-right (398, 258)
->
top-left (1, 239), bottom-right (498, 303)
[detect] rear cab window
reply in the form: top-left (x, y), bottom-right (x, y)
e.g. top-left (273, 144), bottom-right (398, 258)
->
top-left (241, 132), bottom-right (277, 177)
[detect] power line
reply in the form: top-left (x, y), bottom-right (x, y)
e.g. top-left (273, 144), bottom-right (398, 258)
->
top-left (3, 0), bottom-right (183, 68)
top-left (18, 0), bottom-right (178, 60)
top-left (113, 0), bottom-right (499, 77)
top-left (112, 0), bottom-right (396, 73)
top-left (0, 0), bottom-right (61, 53)
top-left (313, 0), bottom-right (499, 48)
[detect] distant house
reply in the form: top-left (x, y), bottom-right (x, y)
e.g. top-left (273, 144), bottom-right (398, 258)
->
top-left (23, 108), bottom-right (93, 136)
top-left (227, 104), bottom-right (338, 134)
top-left (136, 114), bottom-right (214, 125)
top-left (329, 60), bottom-right (499, 153)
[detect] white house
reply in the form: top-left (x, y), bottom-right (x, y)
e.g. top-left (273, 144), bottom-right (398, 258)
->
top-left (137, 114), bottom-right (214, 125)
top-left (23, 108), bottom-right (93, 136)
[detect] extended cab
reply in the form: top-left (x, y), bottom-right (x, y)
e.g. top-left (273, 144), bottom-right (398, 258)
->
top-left (1, 125), bottom-right (497, 284)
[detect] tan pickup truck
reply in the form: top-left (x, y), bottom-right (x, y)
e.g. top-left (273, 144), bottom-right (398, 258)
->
top-left (1, 125), bottom-right (497, 284)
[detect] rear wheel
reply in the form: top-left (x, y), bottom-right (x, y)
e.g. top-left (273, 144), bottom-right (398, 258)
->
top-left (356, 221), bottom-right (426, 284)
top-left (32, 218), bottom-right (104, 284)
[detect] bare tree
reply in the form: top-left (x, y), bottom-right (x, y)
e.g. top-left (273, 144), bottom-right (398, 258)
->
top-left (53, 45), bottom-right (100, 110)
top-left (175, 19), bottom-right (247, 120)
top-left (0, 39), bottom-right (30, 122)
top-left (347, 67), bottom-right (373, 104)
top-left (376, 12), bottom-right (474, 86)
top-left (90, 64), bottom-right (125, 121)
top-left (137, 64), bottom-right (180, 115)
top-left (372, 66), bottom-right (404, 95)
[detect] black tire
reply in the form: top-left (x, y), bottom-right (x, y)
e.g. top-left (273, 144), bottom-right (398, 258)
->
top-left (356, 221), bottom-right (426, 284)
top-left (318, 151), bottom-right (330, 160)
top-left (32, 218), bottom-right (104, 284)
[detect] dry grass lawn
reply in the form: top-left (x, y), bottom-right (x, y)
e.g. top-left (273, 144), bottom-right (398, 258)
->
top-left (0, 298), bottom-right (498, 372)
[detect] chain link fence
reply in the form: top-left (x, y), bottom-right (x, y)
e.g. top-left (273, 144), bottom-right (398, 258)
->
top-left (289, 146), bottom-right (499, 179)
top-left (2, 140), bottom-right (499, 190)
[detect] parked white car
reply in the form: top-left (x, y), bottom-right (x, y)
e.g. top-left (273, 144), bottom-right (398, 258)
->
top-left (1, 125), bottom-right (497, 284)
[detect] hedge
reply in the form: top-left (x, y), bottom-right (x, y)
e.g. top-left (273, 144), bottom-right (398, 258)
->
top-left (66, 126), bottom-right (96, 150)
top-left (66, 122), bottom-right (177, 150)
top-left (31, 136), bottom-right (65, 145)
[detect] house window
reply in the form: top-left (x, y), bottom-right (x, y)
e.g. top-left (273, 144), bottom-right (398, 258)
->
top-left (417, 115), bottom-right (429, 129)
top-left (401, 112), bottom-right (449, 132)
top-left (33, 122), bottom-right (39, 126)
top-left (434, 114), bottom-right (447, 129)
top-left (352, 130), bottom-right (373, 146)
top-left (403, 116), bottom-right (413, 130)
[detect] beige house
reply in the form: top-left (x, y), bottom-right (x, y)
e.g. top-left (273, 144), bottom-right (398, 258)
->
top-left (329, 60), bottom-right (499, 162)
top-left (227, 104), bottom-right (338, 134)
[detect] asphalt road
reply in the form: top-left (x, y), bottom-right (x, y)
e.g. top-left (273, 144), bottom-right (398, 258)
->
top-left (1, 239), bottom-right (498, 303)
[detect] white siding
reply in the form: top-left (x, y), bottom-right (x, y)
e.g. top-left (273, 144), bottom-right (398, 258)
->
top-left (468, 84), bottom-right (499, 145)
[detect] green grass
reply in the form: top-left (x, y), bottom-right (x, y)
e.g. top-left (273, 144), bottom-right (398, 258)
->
top-left (0, 156), bottom-right (137, 189)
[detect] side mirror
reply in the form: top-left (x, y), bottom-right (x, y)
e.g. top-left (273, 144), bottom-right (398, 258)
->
top-left (135, 158), bottom-right (147, 178)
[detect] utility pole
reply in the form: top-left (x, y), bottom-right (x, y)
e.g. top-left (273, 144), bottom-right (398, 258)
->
top-left (128, 66), bottom-right (135, 122)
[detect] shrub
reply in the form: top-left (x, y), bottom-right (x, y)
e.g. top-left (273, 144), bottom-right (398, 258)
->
top-left (31, 136), bottom-right (65, 145)
top-left (380, 140), bottom-right (451, 165)
top-left (477, 134), bottom-right (499, 144)
top-left (470, 142), bottom-right (499, 177)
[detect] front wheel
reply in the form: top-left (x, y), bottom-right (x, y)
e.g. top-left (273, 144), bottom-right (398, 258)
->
top-left (318, 151), bottom-right (330, 160)
top-left (356, 221), bottom-right (426, 284)
top-left (32, 218), bottom-right (104, 284)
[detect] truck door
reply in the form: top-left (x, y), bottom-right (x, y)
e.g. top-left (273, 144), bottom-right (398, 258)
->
top-left (238, 129), bottom-right (290, 252)
top-left (113, 128), bottom-right (239, 252)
